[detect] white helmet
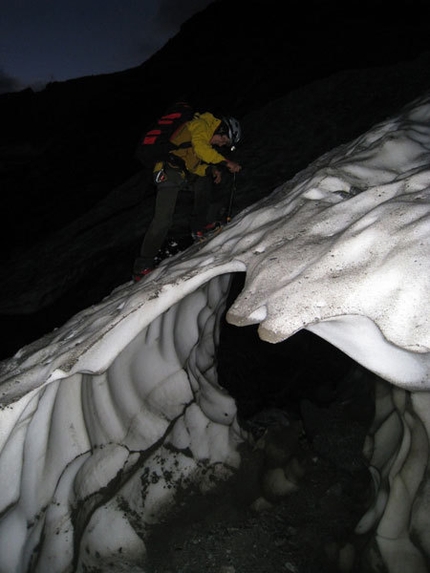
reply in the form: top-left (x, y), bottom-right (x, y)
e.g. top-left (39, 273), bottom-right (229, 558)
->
top-left (222, 116), bottom-right (242, 150)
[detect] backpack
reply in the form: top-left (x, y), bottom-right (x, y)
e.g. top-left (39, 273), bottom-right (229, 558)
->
top-left (135, 101), bottom-right (195, 168)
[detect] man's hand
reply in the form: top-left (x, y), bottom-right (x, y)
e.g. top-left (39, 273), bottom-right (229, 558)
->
top-left (212, 167), bottom-right (222, 184)
top-left (225, 160), bottom-right (242, 174)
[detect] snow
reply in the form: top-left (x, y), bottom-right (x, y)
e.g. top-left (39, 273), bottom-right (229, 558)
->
top-left (0, 91), bottom-right (430, 572)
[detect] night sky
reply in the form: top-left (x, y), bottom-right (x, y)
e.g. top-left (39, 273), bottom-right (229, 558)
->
top-left (0, 0), bottom-right (213, 94)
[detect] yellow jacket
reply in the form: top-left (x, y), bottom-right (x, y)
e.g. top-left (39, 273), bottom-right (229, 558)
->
top-left (169, 112), bottom-right (228, 176)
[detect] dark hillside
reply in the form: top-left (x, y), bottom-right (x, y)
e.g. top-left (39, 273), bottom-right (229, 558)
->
top-left (1, 0), bottom-right (429, 248)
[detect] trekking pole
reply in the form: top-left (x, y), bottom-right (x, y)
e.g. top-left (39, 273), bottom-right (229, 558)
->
top-left (226, 172), bottom-right (237, 223)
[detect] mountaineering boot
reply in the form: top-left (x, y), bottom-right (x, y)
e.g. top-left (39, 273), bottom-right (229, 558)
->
top-left (191, 221), bottom-right (222, 242)
top-left (204, 221), bottom-right (222, 232)
top-left (133, 267), bottom-right (153, 282)
top-left (191, 230), bottom-right (205, 242)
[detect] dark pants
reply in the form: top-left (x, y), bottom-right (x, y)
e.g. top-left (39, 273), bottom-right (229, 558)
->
top-left (134, 166), bottom-right (213, 272)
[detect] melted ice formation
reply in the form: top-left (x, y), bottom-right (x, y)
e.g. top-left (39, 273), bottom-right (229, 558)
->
top-left (1, 92), bottom-right (430, 572)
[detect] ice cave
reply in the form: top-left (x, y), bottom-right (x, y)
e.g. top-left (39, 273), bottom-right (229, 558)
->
top-left (0, 92), bottom-right (430, 573)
